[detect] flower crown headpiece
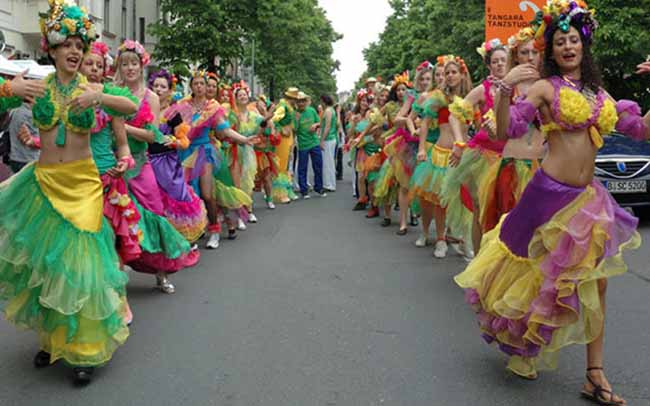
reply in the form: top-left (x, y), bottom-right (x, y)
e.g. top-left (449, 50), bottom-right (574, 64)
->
top-left (356, 88), bottom-right (369, 101)
top-left (191, 70), bottom-right (208, 82)
top-left (147, 69), bottom-right (176, 92)
top-left (117, 40), bottom-right (150, 67)
top-left (416, 61), bottom-right (434, 73)
top-left (531, 0), bottom-right (598, 50)
top-left (206, 72), bottom-right (220, 83)
top-left (39, 0), bottom-right (96, 52)
top-left (392, 71), bottom-right (412, 89)
top-left (232, 80), bottom-right (251, 96)
top-left (476, 38), bottom-right (505, 59)
top-left (507, 27), bottom-right (536, 50)
top-left (437, 55), bottom-right (468, 74)
top-left (90, 41), bottom-right (113, 74)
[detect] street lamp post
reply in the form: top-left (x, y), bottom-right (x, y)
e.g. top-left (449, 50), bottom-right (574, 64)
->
top-left (251, 37), bottom-right (256, 96)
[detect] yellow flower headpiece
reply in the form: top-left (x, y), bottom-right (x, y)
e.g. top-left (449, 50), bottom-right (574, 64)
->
top-left (39, 0), bottom-right (96, 52)
top-left (507, 27), bottom-right (536, 50)
top-left (437, 55), bottom-right (468, 74)
top-left (392, 71), bottom-right (412, 89)
top-left (476, 38), bottom-right (505, 59)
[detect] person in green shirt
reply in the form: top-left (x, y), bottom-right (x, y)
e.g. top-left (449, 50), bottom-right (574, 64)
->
top-left (295, 92), bottom-right (325, 198)
top-left (319, 94), bottom-right (338, 191)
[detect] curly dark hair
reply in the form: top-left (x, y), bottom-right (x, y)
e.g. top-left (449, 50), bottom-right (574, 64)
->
top-left (543, 21), bottom-right (602, 92)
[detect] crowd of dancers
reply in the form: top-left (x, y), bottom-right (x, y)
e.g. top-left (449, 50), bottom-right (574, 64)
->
top-left (1, 0), bottom-right (650, 404)
top-left (344, 1), bottom-right (649, 404)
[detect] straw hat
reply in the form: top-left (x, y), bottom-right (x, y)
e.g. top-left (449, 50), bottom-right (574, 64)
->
top-left (297, 91), bottom-right (310, 101)
top-left (284, 87), bottom-right (300, 99)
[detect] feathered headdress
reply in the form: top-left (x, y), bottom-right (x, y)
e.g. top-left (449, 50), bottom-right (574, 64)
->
top-left (476, 38), bottom-right (505, 59)
top-left (206, 72), bottom-right (220, 83)
top-left (436, 55), bottom-right (468, 74)
top-left (117, 39), bottom-right (150, 67)
top-left (39, 0), bottom-right (96, 52)
top-left (392, 71), bottom-right (412, 89)
top-left (531, 0), bottom-right (598, 50)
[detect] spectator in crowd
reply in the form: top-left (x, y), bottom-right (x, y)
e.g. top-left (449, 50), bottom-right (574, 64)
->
top-left (8, 101), bottom-right (40, 173)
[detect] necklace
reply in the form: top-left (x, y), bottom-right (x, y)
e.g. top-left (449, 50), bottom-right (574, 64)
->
top-left (192, 99), bottom-right (207, 115)
top-left (53, 73), bottom-right (80, 106)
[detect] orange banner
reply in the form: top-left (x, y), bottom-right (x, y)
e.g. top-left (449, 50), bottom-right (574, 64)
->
top-left (485, 0), bottom-right (545, 43)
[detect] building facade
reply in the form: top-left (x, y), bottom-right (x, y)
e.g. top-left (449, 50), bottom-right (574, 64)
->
top-left (0, 0), bottom-right (159, 60)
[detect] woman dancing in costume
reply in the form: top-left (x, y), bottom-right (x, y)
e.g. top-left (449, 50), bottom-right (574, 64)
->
top-left (271, 87), bottom-right (299, 203)
top-left (84, 42), bottom-right (142, 265)
top-left (228, 80), bottom-right (260, 224)
top-left (349, 89), bottom-right (373, 211)
top-left (148, 69), bottom-right (208, 244)
top-left (409, 56), bottom-right (473, 258)
top-left (392, 61), bottom-right (440, 237)
top-left (254, 95), bottom-right (280, 209)
top-left (455, 2), bottom-right (649, 403)
top-left (0, 1), bottom-right (137, 384)
top-left (168, 71), bottom-right (252, 247)
top-left (373, 71), bottom-right (412, 228)
top-left (115, 40), bottom-right (199, 293)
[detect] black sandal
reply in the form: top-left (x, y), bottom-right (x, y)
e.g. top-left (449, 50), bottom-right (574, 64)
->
top-left (581, 367), bottom-right (626, 405)
top-left (33, 351), bottom-right (55, 368)
top-left (396, 228), bottom-right (408, 236)
top-left (227, 229), bottom-right (237, 240)
top-left (380, 218), bottom-right (391, 227)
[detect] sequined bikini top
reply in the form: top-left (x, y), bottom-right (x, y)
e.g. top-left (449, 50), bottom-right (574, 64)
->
top-left (540, 76), bottom-right (617, 148)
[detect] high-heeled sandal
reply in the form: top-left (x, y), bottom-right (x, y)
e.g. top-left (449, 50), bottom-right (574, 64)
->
top-left (580, 367), bottom-right (626, 405)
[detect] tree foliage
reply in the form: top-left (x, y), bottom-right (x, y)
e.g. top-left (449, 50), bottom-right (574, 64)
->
top-left (149, 0), bottom-right (341, 101)
top-left (362, 0), bottom-right (650, 108)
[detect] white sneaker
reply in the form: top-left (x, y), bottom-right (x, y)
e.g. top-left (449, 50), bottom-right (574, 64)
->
top-left (291, 194), bottom-right (300, 201)
top-left (415, 234), bottom-right (429, 247)
top-left (237, 218), bottom-right (247, 230)
top-left (206, 233), bottom-right (220, 249)
top-left (302, 194), bottom-right (311, 200)
top-left (433, 240), bottom-right (448, 258)
top-left (267, 201), bottom-right (276, 209)
top-left (249, 213), bottom-right (258, 223)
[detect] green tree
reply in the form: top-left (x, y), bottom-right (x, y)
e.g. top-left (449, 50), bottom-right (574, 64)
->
top-left (362, 0), bottom-right (650, 108)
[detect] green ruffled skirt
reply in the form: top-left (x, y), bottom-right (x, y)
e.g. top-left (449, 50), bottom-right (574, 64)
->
top-left (0, 164), bottom-right (129, 367)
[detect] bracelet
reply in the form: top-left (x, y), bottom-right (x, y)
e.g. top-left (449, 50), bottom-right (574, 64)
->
top-left (216, 120), bottom-right (230, 131)
top-left (119, 155), bottom-right (136, 170)
top-left (453, 141), bottom-right (467, 149)
top-left (498, 81), bottom-right (513, 97)
top-left (0, 81), bottom-right (13, 98)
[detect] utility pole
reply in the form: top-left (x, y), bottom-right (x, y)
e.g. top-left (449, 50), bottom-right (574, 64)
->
top-left (251, 37), bottom-right (256, 96)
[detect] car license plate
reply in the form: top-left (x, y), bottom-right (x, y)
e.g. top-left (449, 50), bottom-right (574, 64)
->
top-left (606, 180), bottom-right (647, 193)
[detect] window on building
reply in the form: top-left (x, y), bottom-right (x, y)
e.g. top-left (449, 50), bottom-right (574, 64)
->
top-left (139, 17), bottom-right (145, 44)
top-left (121, 0), bottom-right (127, 41)
top-left (103, 0), bottom-right (110, 32)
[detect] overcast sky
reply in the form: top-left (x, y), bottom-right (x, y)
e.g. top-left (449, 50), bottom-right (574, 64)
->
top-left (318, 0), bottom-right (392, 93)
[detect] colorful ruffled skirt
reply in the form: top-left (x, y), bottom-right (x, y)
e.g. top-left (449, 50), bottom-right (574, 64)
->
top-left (225, 144), bottom-right (257, 197)
top-left (373, 159), bottom-right (398, 206)
top-left (441, 147), bottom-right (538, 236)
top-left (212, 153), bottom-right (253, 210)
top-left (0, 159), bottom-right (129, 366)
top-left (126, 160), bottom-right (200, 275)
top-left (255, 149), bottom-right (279, 177)
top-left (408, 143), bottom-right (450, 205)
top-left (384, 128), bottom-right (418, 188)
top-left (150, 151), bottom-right (208, 243)
top-left (178, 139), bottom-right (221, 197)
top-left (101, 173), bottom-right (142, 263)
top-left (455, 169), bottom-right (640, 378)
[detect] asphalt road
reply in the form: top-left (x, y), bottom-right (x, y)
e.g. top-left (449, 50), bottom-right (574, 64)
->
top-left (1, 173), bottom-right (649, 406)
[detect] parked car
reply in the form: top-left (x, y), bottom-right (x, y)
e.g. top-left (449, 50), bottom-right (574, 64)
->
top-left (595, 133), bottom-right (650, 213)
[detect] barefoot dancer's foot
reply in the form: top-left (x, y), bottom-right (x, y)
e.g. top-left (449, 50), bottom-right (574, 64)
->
top-left (581, 367), bottom-right (626, 405)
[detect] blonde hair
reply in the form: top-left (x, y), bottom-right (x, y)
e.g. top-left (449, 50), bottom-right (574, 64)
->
top-left (444, 61), bottom-right (472, 98)
top-left (113, 51), bottom-right (143, 86)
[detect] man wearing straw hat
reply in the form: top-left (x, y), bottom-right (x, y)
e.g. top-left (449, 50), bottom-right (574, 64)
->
top-left (294, 91), bottom-right (326, 199)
